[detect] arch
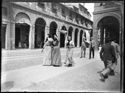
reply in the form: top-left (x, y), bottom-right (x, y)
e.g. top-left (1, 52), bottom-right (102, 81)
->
top-left (94, 12), bottom-right (120, 28)
top-left (83, 31), bottom-right (86, 40)
top-left (68, 26), bottom-right (73, 38)
top-left (61, 25), bottom-right (67, 31)
top-left (15, 12), bottom-right (31, 25)
top-left (60, 25), bottom-right (67, 48)
top-left (49, 21), bottom-right (58, 38)
top-left (60, 33), bottom-right (65, 48)
top-left (97, 16), bottom-right (120, 44)
top-left (15, 12), bottom-right (31, 49)
top-left (35, 18), bottom-right (46, 48)
top-left (79, 30), bottom-right (83, 46)
top-left (74, 28), bottom-right (79, 47)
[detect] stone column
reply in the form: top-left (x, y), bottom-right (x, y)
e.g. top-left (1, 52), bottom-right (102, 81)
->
top-left (121, 3), bottom-right (124, 80)
top-left (77, 31), bottom-right (80, 47)
top-left (6, 21), bottom-right (15, 50)
top-left (57, 26), bottom-right (61, 47)
top-left (29, 25), bottom-right (35, 49)
top-left (72, 29), bottom-right (75, 45)
top-left (93, 26), bottom-right (98, 50)
top-left (64, 33), bottom-right (67, 48)
top-left (44, 25), bottom-right (49, 42)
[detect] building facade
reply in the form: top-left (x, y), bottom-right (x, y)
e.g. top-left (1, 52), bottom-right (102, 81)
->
top-left (2, 2), bottom-right (93, 50)
top-left (93, 1), bottom-right (124, 49)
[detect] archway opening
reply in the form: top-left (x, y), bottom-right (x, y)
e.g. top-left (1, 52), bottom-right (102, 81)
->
top-left (84, 31), bottom-right (86, 40)
top-left (74, 29), bottom-right (79, 47)
top-left (90, 29), bottom-right (93, 38)
top-left (1, 24), bottom-right (7, 48)
top-left (49, 21), bottom-right (57, 38)
top-left (15, 23), bottom-right (30, 48)
top-left (68, 26), bottom-right (73, 38)
top-left (15, 12), bottom-right (31, 49)
top-left (97, 16), bottom-right (119, 45)
top-left (35, 18), bottom-right (46, 48)
top-left (60, 26), bottom-right (67, 48)
top-left (60, 33), bottom-right (65, 48)
top-left (79, 30), bottom-right (83, 46)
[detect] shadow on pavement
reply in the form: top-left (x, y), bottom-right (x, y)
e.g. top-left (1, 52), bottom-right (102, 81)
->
top-left (1, 81), bottom-right (14, 92)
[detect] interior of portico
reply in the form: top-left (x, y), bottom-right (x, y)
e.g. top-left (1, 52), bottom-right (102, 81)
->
top-left (97, 16), bottom-right (119, 45)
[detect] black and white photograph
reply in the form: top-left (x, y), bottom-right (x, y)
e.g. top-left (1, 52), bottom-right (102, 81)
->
top-left (1, 0), bottom-right (124, 92)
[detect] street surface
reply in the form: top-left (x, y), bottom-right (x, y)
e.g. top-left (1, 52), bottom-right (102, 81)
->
top-left (1, 48), bottom-right (121, 92)
top-left (2, 48), bottom-right (81, 71)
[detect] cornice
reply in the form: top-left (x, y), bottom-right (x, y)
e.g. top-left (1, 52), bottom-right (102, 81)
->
top-left (93, 7), bottom-right (120, 15)
top-left (11, 2), bottom-right (92, 30)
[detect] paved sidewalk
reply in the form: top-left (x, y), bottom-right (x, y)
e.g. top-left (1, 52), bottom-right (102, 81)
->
top-left (1, 57), bottom-right (95, 91)
top-left (1, 56), bottom-right (121, 92)
top-left (2, 48), bottom-right (95, 71)
top-left (1, 49), bottom-right (121, 92)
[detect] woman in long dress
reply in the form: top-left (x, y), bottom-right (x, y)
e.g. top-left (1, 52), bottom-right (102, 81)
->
top-left (51, 34), bottom-right (62, 67)
top-left (65, 36), bottom-right (75, 67)
top-left (42, 34), bottom-right (53, 66)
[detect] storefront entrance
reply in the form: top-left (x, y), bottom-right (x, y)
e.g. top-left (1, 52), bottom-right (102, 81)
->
top-left (1, 24), bottom-right (7, 48)
top-left (15, 23), bottom-right (30, 48)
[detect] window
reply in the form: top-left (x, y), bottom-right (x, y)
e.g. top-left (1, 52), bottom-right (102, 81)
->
top-left (81, 19), bottom-right (84, 25)
top-left (38, 2), bottom-right (45, 10)
top-left (62, 8), bottom-right (66, 17)
top-left (51, 3), bottom-right (57, 14)
top-left (100, 3), bottom-right (106, 6)
top-left (69, 11), bottom-right (73, 20)
top-left (2, 7), bottom-right (7, 16)
top-left (85, 21), bottom-right (88, 27)
top-left (76, 15), bottom-right (79, 24)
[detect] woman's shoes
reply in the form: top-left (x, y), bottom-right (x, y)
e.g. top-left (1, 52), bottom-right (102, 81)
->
top-left (53, 65), bottom-right (60, 67)
top-left (67, 64), bottom-right (72, 67)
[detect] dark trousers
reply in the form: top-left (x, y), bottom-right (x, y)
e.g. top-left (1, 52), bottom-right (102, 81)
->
top-left (81, 48), bottom-right (86, 57)
top-left (89, 47), bottom-right (94, 59)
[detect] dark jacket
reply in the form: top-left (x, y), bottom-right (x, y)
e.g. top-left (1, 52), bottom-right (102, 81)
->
top-left (100, 43), bottom-right (116, 63)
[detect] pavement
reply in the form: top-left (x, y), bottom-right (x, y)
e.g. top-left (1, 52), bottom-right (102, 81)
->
top-left (2, 48), bottom-right (81, 71)
top-left (1, 48), bottom-right (121, 92)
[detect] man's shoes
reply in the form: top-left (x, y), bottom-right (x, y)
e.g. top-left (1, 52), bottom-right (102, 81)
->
top-left (104, 75), bottom-right (108, 79)
top-left (109, 70), bottom-right (115, 76)
top-left (99, 73), bottom-right (105, 82)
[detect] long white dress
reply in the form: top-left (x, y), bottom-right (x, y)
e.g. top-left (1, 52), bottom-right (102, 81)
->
top-left (42, 38), bottom-right (53, 66)
top-left (51, 39), bottom-right (62, 66)
top-left (65, 40), bottom-right (75, 66)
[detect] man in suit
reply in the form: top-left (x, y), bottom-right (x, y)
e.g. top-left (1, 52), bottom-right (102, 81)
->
top-left (89, 37), bottom-right (96, 59)
top-left (99, 38), bottom-right (116, 82)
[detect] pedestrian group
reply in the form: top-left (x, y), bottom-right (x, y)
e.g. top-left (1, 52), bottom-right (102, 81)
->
top-left (42, 34), bottom-right (75, 67)
top-left (41, 33), bottom-right (120, 82)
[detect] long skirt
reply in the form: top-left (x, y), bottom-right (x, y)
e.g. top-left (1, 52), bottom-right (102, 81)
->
top-left (52, 46), bottom-right (62, 66)
top-left (42, 46), bottom-right (52, 66)
top-left (65, 48), bottom-right (74, 65)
